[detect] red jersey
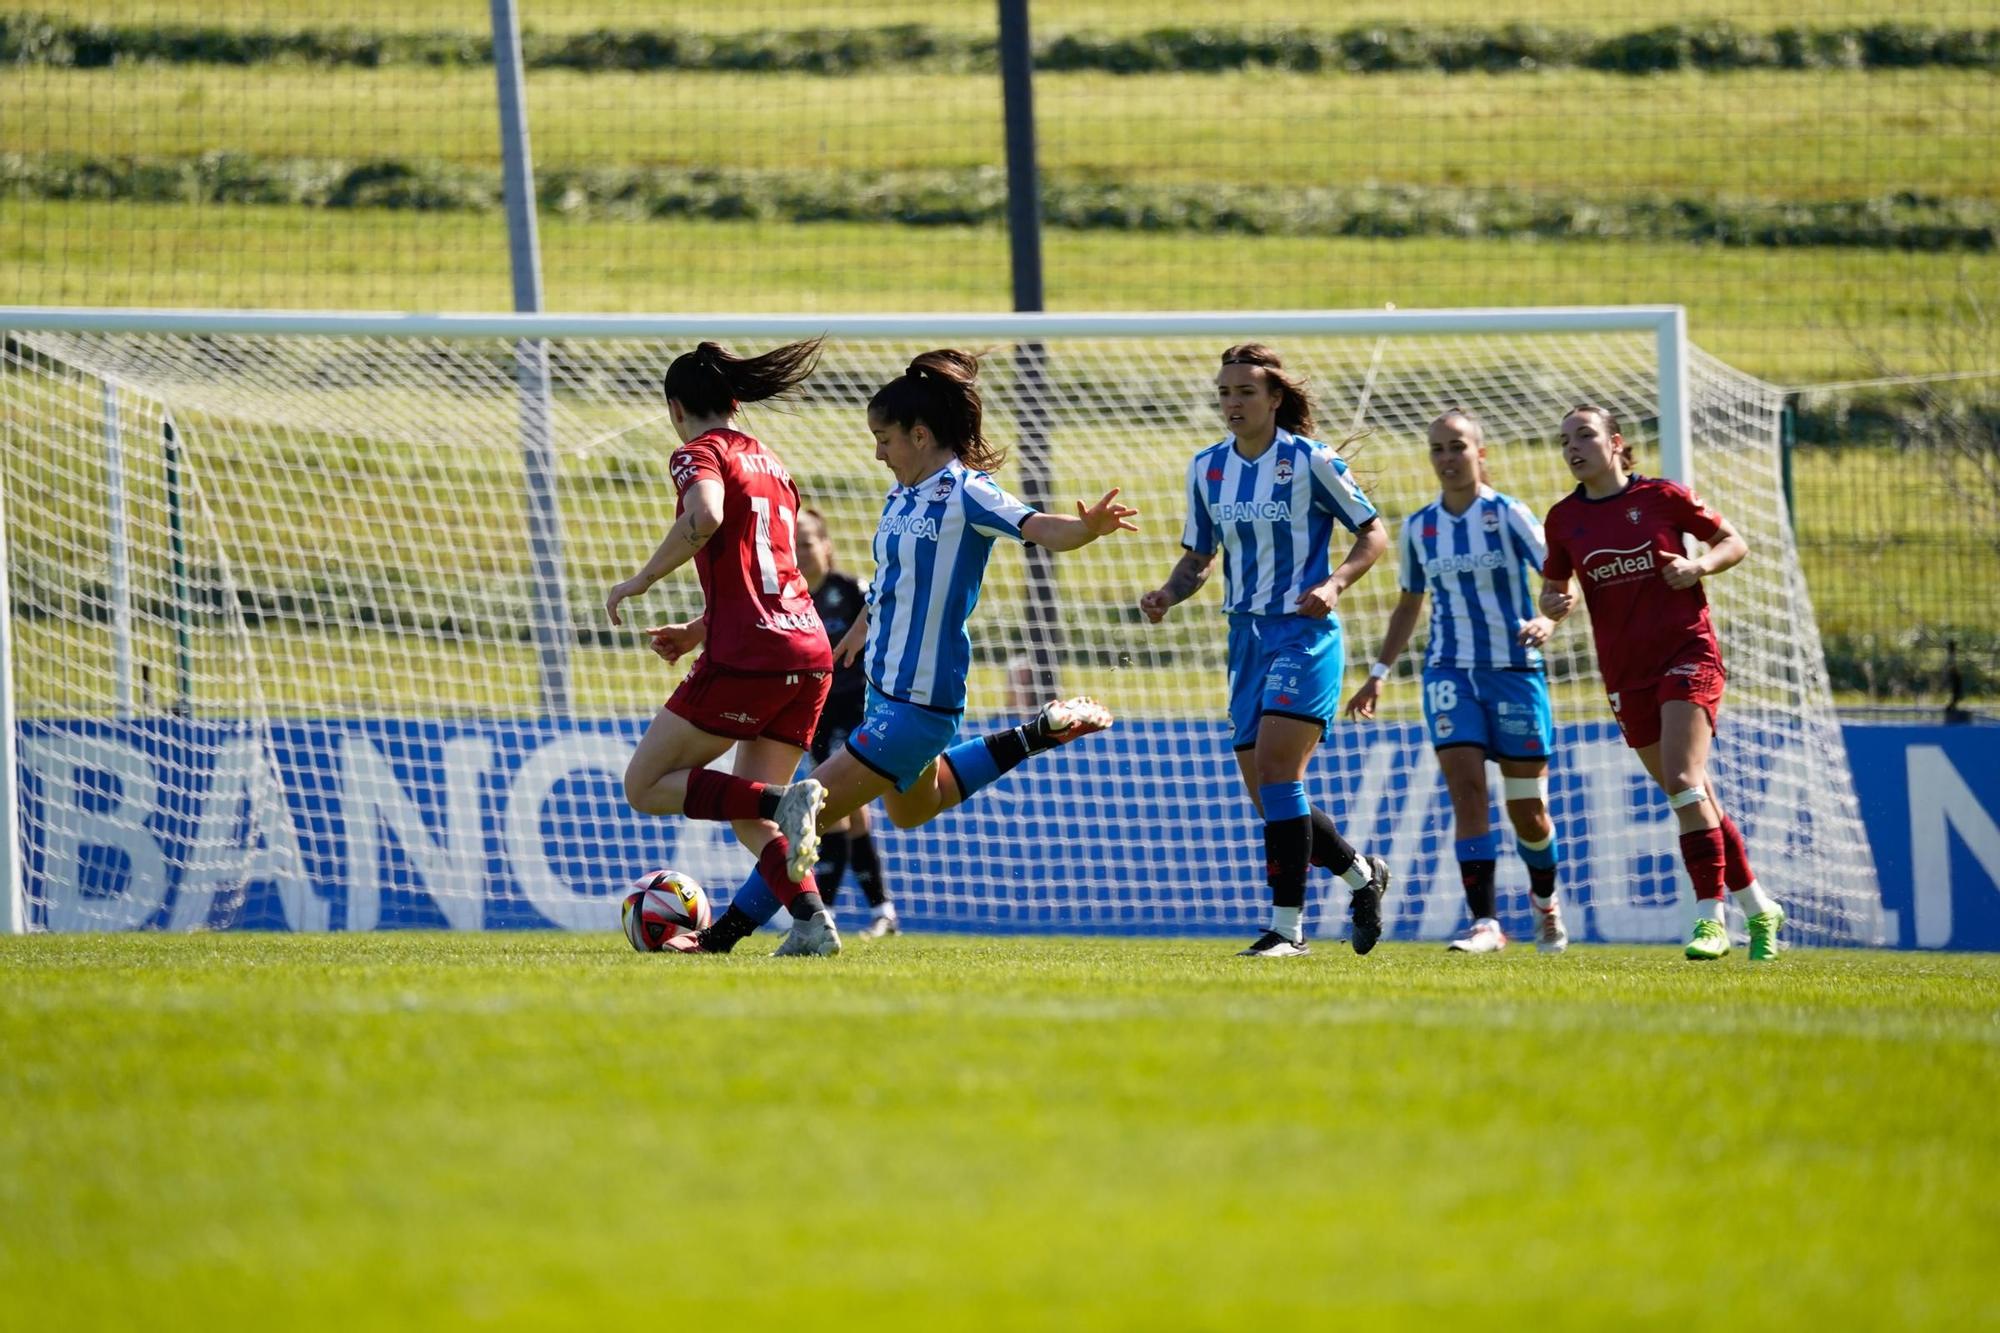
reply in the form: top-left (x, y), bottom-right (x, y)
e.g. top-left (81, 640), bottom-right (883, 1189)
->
top-left (1542, 475), bottom-right (1725, 693)
top-left (669, 428), bottom-right (831, 675)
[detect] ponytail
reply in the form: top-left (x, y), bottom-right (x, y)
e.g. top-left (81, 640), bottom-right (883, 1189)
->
top-left (663, 336), bottom-right (824, 419)
top-left (868, 348), bottom-right (1003, 472)
top-left (1220, 343), bottom-right (1318, 439)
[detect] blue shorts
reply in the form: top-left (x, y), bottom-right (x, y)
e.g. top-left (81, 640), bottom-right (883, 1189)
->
top-left (844, 685), bottom-right (964, 792)
top-left (1226, 613), bottom-right (1345, 751)
top-left (1420, 666), bottom-right (1553, 763)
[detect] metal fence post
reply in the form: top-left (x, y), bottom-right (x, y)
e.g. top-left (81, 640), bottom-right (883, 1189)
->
top-left (491, 0), bottom-right (570, 717)
top-left (999, 0), bottom-right (1061, 700)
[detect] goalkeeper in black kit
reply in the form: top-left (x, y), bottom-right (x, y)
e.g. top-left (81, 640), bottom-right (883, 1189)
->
top-left (795, 508), bottom-right (900, 937)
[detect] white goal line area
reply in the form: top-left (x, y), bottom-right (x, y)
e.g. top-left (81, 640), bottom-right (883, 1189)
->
top-left (0, 305), bottom-right (1883, 943)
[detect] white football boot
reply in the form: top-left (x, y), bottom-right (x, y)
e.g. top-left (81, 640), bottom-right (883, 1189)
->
top-left (1038, 697), bottom-right (1114, 747)
top-left (1238, 930), bottom-right (1310, 958)
top-left (772, 779), bottom-right (826, 883)
top-left (1446, 918), bottom-right (1507, 954)
top-left (1533, 901), bottom-right (1570, 955)
top-left (772, 911), bottom-right (842, 958)
top-left (856, 912), bottom-right (901, 940)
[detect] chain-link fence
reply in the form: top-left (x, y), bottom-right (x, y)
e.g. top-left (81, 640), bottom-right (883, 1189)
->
top-left (3, 0), bottom-right (1996, 698)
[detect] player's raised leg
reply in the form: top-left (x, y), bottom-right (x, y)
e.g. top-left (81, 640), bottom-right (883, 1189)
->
top-left (912, 696), bottom-right (1114, 825)
top-left (624, 689), bottom-right (824, 830)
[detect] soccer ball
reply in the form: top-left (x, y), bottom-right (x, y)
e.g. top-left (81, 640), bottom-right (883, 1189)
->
top-left (622, 870), bottom-right (713, 953)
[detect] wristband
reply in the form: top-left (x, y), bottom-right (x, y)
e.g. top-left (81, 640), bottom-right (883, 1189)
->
top-left (1368, 661), bottom-right (1391, 681)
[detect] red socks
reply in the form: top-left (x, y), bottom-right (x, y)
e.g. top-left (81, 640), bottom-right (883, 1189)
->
top-left (756, 838), bottom-right (818, 909)
top-left (683, 768), bottom-right (767, 822)
top-left (1717, 815), bottom-right (1756, 892)
top-left (1678, 827), bottom-right (1727, 901)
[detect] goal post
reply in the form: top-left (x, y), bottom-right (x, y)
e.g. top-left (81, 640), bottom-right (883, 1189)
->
top-left (0, 304), bottom-right (1883, 944)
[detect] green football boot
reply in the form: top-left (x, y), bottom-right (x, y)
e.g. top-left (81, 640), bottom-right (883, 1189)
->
top-left (1746, 908), bottom-right (1786, 962)
top-left (1684, 917), bottom-right (1730, 961)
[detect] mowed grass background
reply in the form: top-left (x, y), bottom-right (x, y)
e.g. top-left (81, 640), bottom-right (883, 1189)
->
top-left (6, 5), bottom-right (1998, 386)
top-left (7, 0), bottom-right (1961, 35)
top-left (9, 200), bottom-right (1984, 387)
top-left (3, 933), bottom-right (1997, 1331)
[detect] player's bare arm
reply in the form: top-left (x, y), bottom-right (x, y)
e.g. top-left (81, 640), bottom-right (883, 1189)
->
top-left (1344, 588), bottom-right (1426, 719)
top-left (1516, 613), bottom-right (1558, 649)
top-left (605, 477), bottom-right (726, 625)
top-left (1663, 516), bottom-right (1749, 591)
top-left (1297, 517), bottom-right (1386, 619)
top-left (832, 606), bottom-right (869, 666)
top-left (1021, 488), bottom-right (1140, 551)
top-left (645, 618), bottom-right (706, 664)
top-left (1139, 548), bottom-right (1218, 623)
top-left (1538, 576), bottom-right (1576, 623)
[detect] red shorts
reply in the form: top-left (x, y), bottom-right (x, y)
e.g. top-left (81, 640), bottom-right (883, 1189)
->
top-left (1607, 646), bottom-right (1726, 750)
top-left (666, 656), bottom-right (830, 750)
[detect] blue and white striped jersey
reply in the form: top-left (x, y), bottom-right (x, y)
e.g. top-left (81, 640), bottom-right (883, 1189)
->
top-left (1180, 429), bottom-right (1380, 617)
top-left (1398, 485), bottom-right (1548, 671)
top-left (864, 458), bottom-right (1035, 711)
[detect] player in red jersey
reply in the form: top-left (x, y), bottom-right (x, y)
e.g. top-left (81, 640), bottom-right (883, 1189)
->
top-left (1538, 404), bottom-right (1785, 961)
top-left (604, 339), bottom-right (839, 941)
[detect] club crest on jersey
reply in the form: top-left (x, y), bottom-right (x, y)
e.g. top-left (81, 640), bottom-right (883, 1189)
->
top-left (1482, 509), bottom-right (1501, 533)
top-left (930, 473), bottom-right (957, 501)
top-left (1626, 506), bottom-right (1642, 524)
top-left (1273, 458), bottom-right (1295, 485)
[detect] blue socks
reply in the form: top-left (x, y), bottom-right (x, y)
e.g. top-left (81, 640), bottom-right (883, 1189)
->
top-left (1258, 781), bottom-right (1310, 824)
top-left (1517, 833), bottom-right (1559, 871)
top-left (727, 867), bottom-right (783, 928)
top-left (940, 736), bottom-right (1004, 802)
top-left (1454, 830), bottom-right (1503, 864)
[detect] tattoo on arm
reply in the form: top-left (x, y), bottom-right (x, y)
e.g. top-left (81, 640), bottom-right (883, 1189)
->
top-left (1165, 551), bottom-right (1213, 603)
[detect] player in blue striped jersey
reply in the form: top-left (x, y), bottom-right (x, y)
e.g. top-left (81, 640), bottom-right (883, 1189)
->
top-left (1342, 410), bottom-right (1569, 954)
top-left (694, 350), bottom-right (1139, 956)
top-left (1141, 344), bottom-right (1393, 959)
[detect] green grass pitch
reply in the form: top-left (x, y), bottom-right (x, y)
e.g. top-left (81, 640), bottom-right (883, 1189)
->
top-left (4, 932), bottom-right (1996, 1330)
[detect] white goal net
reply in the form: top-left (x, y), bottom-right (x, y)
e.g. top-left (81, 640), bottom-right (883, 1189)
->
top-left (1, 309), bottom-right (1885, 944)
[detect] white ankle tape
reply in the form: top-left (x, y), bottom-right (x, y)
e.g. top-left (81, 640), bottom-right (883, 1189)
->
top-left (1668, 787), bottom-right (1708, 810)
top-left (1502, 775), bottom-right (1549, 803)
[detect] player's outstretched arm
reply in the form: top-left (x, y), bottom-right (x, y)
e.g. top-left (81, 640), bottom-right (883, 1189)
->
top-left (1344, 588), bottom-right (1426, 719)
top-left (1021, 488), bottom-right (1140, 551)
top-left (605, 477), bottom-right (726, 625)
top-left (1139, 548), bottom-right (1218, 623)
top-left (1663, 516), bottom-right (1749, 590)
